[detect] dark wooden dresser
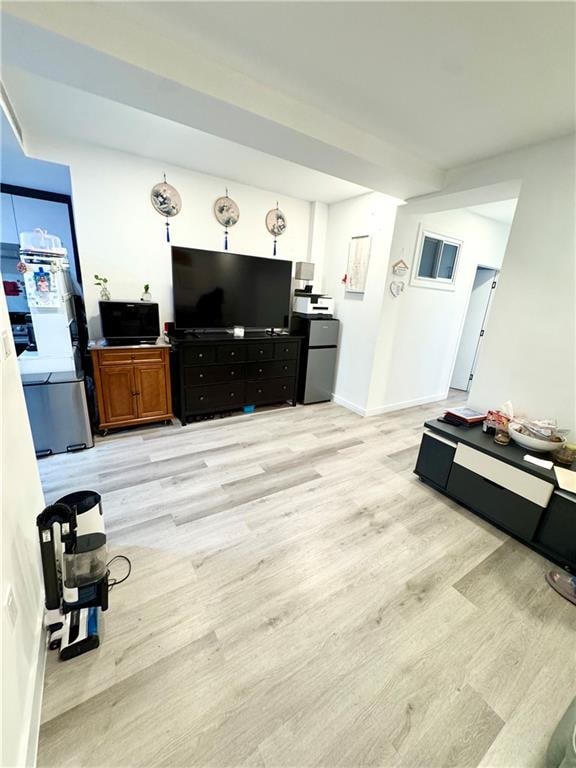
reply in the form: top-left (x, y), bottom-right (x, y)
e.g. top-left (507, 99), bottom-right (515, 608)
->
top-left (415, 419), bottom-right (576, 572)
top-left (169, 333), bottom-right (301, 424)
top-left (91, 341), bottom-right (173, 433)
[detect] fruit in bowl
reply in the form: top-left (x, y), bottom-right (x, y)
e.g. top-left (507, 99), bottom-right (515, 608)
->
top-left (508, 422), bottom-right (566, 453)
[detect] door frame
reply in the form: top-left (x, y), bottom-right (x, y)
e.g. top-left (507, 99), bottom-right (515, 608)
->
top-left (0, 183), bottom-right (83, 288)
top-left (450, 264), bottom-right (499, 392)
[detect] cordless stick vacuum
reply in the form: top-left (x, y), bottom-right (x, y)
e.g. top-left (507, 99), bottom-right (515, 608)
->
top-left (37, 491), bottom-right (109, 661)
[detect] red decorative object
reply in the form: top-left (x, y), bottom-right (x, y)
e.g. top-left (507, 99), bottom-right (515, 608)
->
top-left (3, 280), bottom-right (22, 296)
top-left (341, 274), bottom-right (348, 284)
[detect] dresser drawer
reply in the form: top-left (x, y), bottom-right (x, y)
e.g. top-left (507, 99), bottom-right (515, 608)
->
top-left (97, 347), bottom-right (166, 365)
top-left (182, 346), bottom-right (216, 365)
top-left (96, 348), bottom-right (133, 365)
top-left (245, 377), bottom-right (294, 404)
top-left (216, 344), bottom-right (247, 363)
top-left (184, 363), bottom-right (245, 386)
top-left (447, 464), bottom-right (545, 540)
top-left (247, 343), bottom-right (274, 362)
top-left (185, 382), bottom-right (246, 411)
top-left (453, 443), bottom-right (553, 507)
top-left (246, 359), bottom-right (296, 379)
top-left (274, 340), bottom-right (299, 360)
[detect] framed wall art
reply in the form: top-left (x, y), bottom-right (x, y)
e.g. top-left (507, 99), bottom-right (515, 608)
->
top-left (345, 234), bottom-right (371, 293)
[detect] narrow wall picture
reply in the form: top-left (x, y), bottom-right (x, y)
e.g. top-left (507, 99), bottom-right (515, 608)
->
top-left (346, 235), bottom-right (371, 293)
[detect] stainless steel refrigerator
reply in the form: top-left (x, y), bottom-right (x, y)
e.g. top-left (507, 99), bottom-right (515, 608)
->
top-left (291, 316), bottom-right (339, 404)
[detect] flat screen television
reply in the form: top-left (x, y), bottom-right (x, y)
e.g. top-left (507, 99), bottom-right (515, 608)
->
top-left (99, 301), bottom-right (160, 342)
top-left (171, 247), bottom-right (292, 330)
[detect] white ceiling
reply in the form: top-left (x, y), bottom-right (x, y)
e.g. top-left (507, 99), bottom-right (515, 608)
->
top-left (1, 2), bottom-right (575, 200)
top-left (3, 68), bottom-right (371, 205)
top-left (466, 199), bottom-right (518, 225)
top-left (125, 1), bottom-right (575, 168)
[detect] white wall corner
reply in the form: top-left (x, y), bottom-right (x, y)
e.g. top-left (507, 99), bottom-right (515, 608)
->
top-left (332, 393), bottom-right (367, 417)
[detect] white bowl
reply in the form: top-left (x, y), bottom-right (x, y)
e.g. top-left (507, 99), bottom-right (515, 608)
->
top-left (508, 422), bottom-right (565, 453)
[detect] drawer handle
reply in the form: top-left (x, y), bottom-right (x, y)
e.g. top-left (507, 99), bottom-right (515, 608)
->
top-left (199, 353), bottom-right (203, 358)
top-left (230, 371), bottom-right (236, 376)
top-left (230, 351), bottom-right (235, 356)
top-left (282, 385), bottom-right (287, 390)
top-left (230, 392), bottom-right (235, 397)
top-left (283, 365), bottom-right (288, 371)
top-left (199, 373), bottom-right (204, 379)
top-left (284, 347), bottom-right (289, 353)
top-left (257, 388), bottom-right (263, 394)
top-left (259, 349), bottom-right (264, 355)
top-left (258, 368), bottom-right (263, 373)
top-left (199, 396), bottom-right (205, 401)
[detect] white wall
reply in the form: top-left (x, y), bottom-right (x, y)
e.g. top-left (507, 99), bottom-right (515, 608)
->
top-left (25, 137), bottom-right (317, 338)
top-left (322, 192), bottom-right (401, 413)
top-left (1, 290), bottom-right (45, 767)
top-left (367, 208), bottom-right (510, 414)
top-left (440, 136), bottom-right (576, 432)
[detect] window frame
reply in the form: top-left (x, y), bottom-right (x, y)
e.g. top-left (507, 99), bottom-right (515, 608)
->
top-left (410, 227), bottom-right (462, 291)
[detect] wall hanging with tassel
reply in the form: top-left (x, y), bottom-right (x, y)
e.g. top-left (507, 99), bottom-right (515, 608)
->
top-left (213, 189), bottom-right (240, 250)
top-left (265, 203), bottom-right (287, 256)
top-left (150, 173), bottom-right (182, 243)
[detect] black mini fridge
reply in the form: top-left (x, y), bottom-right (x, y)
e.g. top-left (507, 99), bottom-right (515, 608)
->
top-left (290, 316), bottom-right (339, 404)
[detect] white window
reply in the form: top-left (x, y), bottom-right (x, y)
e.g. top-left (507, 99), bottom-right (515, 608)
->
top-left (411, 229), bottom-right (462, 290)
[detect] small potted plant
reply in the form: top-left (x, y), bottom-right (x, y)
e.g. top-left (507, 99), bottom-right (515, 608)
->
top-left (94, 274), bottom-right (110, 301)
top-left (141, 283), bottom-right (152, 302)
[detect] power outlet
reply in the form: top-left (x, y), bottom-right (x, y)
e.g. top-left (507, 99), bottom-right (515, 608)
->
top-left (6, 586), bottom-right (18, 626)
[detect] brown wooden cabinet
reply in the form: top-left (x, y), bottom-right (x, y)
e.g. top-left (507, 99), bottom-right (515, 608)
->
top-left (91, 345), bottom-right (173, 432)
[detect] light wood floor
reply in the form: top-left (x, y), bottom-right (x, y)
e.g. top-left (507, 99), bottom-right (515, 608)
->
top-left (36, 396), bottom-right (575, 768)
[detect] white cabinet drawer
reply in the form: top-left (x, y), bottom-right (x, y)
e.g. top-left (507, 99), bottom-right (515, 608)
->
top-left (453, 443), bottom-right (553, 507)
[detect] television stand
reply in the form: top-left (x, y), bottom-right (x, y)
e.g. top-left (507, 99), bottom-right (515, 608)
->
top-left (168, 332), bottom-right (303, 424)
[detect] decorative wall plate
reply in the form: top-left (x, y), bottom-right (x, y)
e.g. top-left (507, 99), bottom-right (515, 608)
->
top-left (265, 205), bottom-right (287, 255)
top-left (214, 191), bottom-right (240, 250)
top-left (150, 174), bottom-right (182, 242)
top-left (214, 195), bottom-right (240, 228)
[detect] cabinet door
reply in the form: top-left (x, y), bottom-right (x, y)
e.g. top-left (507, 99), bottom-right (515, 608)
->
top-left (134, 362), bottom-right (168, 419)
top-left (100, 366), bottom-right (138, 424)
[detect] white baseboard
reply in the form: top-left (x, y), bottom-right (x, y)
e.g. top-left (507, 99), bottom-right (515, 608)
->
top-left (25, 623), bottom-right (47, 768)
top-left (331, 393), bottom-right (367, 417)
top-left (364, 392), bottom-right (448, 417)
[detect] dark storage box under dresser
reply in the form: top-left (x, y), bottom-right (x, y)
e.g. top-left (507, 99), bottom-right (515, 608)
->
top-left (169, 334), bottom-right (301, 424)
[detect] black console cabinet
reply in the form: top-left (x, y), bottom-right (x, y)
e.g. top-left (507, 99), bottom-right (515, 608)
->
top-left (414, 419), bottom-right (576, 572)
top-left (169, 333), bottom-right (301, 423)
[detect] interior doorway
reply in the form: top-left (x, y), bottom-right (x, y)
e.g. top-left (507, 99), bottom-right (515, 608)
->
top-left (451, 266), bottom-right (498, 391)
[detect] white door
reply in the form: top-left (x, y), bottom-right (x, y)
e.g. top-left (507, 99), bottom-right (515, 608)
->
top-left (451, 267), bottom-right (497, 391)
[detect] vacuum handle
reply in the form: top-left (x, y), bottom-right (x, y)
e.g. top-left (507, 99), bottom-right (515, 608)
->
top-left (38, 526), bottom-right (61, 610)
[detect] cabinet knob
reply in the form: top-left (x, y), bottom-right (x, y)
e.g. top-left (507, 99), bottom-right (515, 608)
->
top-left (230, 370), bottom-right (236, 376)
top-left (199, 395), bottom-right (205, 401)
top-left (258, 368), bottom-right (263, 373)
top-left (259, 349), bottom-right (264, 355)
top-left (284, 348), bottom-right (289, 352)
top-left (199, 353), bottom-right (203, 358)
top-left (199, 373), bottom-right (204, 378)
top-left (283, 365), bottom-right (288, 371)
top-left (282, 385), bottom-right (287, 390)
top-left (230, 392), bottom-right (235, 397)
top-left (230, 351), bottom-right (235, 356)
top-left (257, 388), bottom-right (263, 393)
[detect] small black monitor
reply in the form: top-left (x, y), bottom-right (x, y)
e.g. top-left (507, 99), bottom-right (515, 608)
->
top-left (99, 301), bottom-right (160, 342)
